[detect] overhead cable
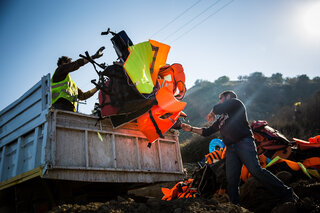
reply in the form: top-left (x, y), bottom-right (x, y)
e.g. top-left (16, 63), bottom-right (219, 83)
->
top-left (150, 0), bottom-right (203, 38)
top-left (163, 0), bottom-right (223, 41)
top-left (170, 0), bottom-right (235, 43)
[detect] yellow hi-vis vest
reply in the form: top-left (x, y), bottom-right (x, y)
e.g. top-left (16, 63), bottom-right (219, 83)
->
top-left (51, 74), bottom-right (78, 111)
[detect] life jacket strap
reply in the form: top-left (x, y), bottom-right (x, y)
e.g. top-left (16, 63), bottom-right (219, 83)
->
top-left (148, 110), bottom-right (164, 138)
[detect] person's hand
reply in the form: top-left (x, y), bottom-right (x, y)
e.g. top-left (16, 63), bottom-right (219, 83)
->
top-left (181, 123), bottom-right (192, 132)
top-left (206, 110), bottom-right (216, 122)
top-left (92, 46), bottom-right (105, 59)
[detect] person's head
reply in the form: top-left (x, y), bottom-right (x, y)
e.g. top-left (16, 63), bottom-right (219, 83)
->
top-left (219, 90), bottom-right (237, 103)
top-left (57, 56), bottom-right (72, 66)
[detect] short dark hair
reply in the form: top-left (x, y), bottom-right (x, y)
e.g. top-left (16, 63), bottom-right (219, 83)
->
top-left (57, 56), bottom-right (72, 66)
top-left (219, 90), bottom-right (237, 99)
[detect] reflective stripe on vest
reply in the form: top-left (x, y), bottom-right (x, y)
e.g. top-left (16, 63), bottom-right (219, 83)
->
top-left (51, 74), bottom-right (78, 111)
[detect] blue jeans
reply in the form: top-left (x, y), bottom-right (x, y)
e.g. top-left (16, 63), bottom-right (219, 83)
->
top-left (225, 137), bottom-right (292, 204)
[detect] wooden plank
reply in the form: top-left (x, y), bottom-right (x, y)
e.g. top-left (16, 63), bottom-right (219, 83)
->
top-left (114, 135), bottom-right (138, 169)
top-left (138, 138), bottom-right (160, 171)
top-left (55, 124), bottom-right (176, 143)
top-left (112, 134), bottom-right (117, 168)
top-left (175, 134), bottom-right (183, 173)
top-left (135, 137), bottom-right (141, 170)
top-left (55, 128), bottom-right (85, 167)
top-left (50, 165), bottom-right (183, 173)
top-left (44, 167), bottom-right (183, 183)
top-left (87, 132), bottom-right (113, 168)
top-left (84, 130), bottom-right (89, 168)
top-left (157, 139), bottom-right (162, 171)
top-left (159, 141), bottom-right (179, 172)
top-left (40, 122), bottom-right (48, 165)
top-left (51, 111), bottom-right (57, 166)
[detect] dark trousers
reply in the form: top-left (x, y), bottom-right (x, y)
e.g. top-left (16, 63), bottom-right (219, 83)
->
top-left (225, 137), bottom-right (292, 204)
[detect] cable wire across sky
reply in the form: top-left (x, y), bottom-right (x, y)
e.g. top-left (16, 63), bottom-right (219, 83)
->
top-left (150, 0), bottom-right (203, 38)
top-left (162, 0), bottom-right (223, 41)
top-left (170, 0), bottom-right (235, 43)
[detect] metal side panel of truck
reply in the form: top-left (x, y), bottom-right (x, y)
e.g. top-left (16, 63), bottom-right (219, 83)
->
top-left (0, 74), bottom-right (184, 191)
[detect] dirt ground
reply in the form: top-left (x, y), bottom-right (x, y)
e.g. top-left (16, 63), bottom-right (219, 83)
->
top-left (48, 163), bottom-right (320, 213)
top-left (48, 193), bottom-right (250, 213)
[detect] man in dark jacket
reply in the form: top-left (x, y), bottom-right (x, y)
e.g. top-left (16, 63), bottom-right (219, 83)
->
top-left (51, 47), bottom-right (105, 112)
top-left (181, 90), bottom-right (297, 204)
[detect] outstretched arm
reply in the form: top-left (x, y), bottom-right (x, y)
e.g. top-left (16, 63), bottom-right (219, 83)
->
top-left (181, 123), bottom-right (203, 135)
top-left (52, 46), bottom-right (105, 83)
top-left (78, 87), bottom-right (98, 100)
top-left (52, 59), bottom-right (88, 82)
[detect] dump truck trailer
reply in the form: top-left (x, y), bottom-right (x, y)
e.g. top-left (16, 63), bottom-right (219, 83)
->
top-left (0, 74), bottom-right (184, 211)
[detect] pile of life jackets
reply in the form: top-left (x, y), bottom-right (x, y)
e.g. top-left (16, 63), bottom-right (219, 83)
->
top-left (265, 156), bottom-right (320, 179)
top-left (161, 179), bottom-right (197, 200)
top-left (293, 135), bottom-right (320, 151)
top-left (162, 134), bottom-right (320, 201)
top-left (95, 30), bottom-right (187, 145)
top-left (161, 149), bottom-right (227, 201)
top-left (251, 120), bottom-right (291, 159)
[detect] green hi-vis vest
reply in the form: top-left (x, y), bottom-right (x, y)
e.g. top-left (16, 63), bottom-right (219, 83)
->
top-left (51, 74), bottom-right (78, 111)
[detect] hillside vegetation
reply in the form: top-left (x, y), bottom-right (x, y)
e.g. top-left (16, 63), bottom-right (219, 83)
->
top-left (180, 72), bottom-right (320, 162)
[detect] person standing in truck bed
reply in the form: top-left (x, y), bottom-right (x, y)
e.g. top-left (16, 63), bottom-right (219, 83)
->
top-left (51, 47), bottom-right (105, 112)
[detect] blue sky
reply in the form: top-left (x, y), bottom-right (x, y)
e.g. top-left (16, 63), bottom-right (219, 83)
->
top-left (1, 0), bottom-right (320, 114)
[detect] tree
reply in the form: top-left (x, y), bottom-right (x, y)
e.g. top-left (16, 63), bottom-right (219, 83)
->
top-left (296, 74), bottom-right (310, 84)
top-left (214, 76), bottom-right (229, 85)
top-left (270, 73), bottom-right (283, 85)
top-left (247, 72), bottom-right (266, 84)
top-left (312, 76), bottom-right (320, 83)
top-left (194, 79), bottom-right (203, 86)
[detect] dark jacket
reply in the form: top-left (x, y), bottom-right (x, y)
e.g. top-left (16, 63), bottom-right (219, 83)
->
top-left (202, 98), bottom-right (253, 146)
top-left (52, 58), bottom-right (96, 111)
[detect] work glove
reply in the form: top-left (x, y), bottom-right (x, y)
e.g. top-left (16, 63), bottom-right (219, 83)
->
top-left (91, 46), bottom-right (105, 59)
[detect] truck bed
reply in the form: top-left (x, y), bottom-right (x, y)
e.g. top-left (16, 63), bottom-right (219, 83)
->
top-left (0, 74), bottom-right (184, 191)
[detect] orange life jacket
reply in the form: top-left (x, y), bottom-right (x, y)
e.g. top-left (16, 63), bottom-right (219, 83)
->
top-left (149, 40), bottom-right (171, 85)
top-left (309, 135), bottom-right (320, 143)
top-left (303, 157), bottom-right (320, 169)
top-left (204, 149), bottom-right (226, 164)
top-left (265, 156), bottom-right (312, 179)
top-left (156, 80), bottom-right (186, 113)
top-left (161, 179), bottom-right (196, 200)
top-left (137, 64), bottom-right (187, 144)
top-left (293, 137), bottom-right (320, 150)
top-left (137, 105), bottom-right (182, 144)
top-left (158, 63), bottom-right (186, 100)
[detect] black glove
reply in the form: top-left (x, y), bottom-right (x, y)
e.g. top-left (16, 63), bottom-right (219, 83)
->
top-left (91, 46), bottom-right (105, 59)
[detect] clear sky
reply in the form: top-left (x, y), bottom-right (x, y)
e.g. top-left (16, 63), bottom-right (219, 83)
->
top-left (1, 0), bottom-right (320, 114)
